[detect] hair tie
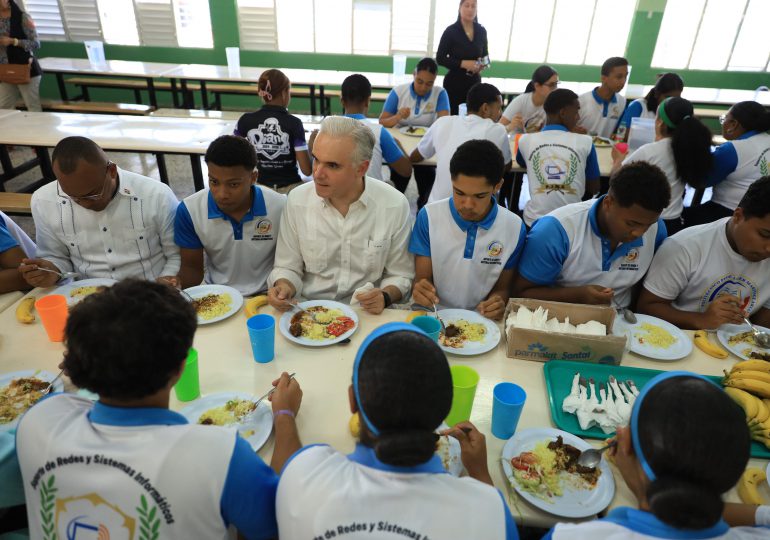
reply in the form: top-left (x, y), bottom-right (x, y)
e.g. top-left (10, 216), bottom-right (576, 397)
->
top-left (258, 80), bottom-right (273, 102)
top-left (682, 115), bottom-right (691, 120)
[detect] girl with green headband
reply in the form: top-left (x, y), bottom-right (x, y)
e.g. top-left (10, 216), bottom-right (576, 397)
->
top-left (612, 97), bottom-right (712, 234)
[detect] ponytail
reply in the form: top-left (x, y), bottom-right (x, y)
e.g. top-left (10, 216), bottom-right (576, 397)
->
top-left (647, 476), bottom-right (724, 530)
top-left (257, 69), bottom-right (290, 103)
top-left (525, 65), bottom-right (557, 94)
top-left (661, 97), bottom-right (713, 188)
top-left (371, 429), bottom-right (440, 467)
top-left (731, 101), bottom-right (770, 133)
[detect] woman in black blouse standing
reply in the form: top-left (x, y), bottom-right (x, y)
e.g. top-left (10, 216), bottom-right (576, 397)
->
top-left (436, 0), bottom-right (489, 115)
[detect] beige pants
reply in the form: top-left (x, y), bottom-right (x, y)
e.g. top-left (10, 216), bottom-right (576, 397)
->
top-left (0, 74), bottom-right (42, 112)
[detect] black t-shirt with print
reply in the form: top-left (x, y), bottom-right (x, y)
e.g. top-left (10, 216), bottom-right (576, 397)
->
top-left (235, 105), bottom-right (308, 187)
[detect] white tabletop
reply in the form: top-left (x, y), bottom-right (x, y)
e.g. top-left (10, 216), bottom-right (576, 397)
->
top-left (2, 289), bottom-right (764, 528)
top-left (39, 57), bottom-right (181, 78)
top-left (0, 290), bottom-right (22, 313)
top-left (0, 112), bottom-right (234, 154)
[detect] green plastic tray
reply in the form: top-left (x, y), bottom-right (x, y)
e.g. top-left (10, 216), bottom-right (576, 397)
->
top-left (543, 359), bottom-right (770, 460)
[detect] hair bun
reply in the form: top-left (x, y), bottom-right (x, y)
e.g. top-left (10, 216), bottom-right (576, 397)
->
top-left (373, 429), bottom-right (439, 467)
top-left (647, 476), bottom-right (723, 530)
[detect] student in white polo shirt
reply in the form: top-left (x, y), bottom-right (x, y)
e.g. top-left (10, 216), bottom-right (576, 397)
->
top-left (546, 371), bottom-right (769, 540)
top-left (276, 323), bottom-right (518, 540)
top-left (577, 57), bottom-right (629, 139)
top-left (379, 57), bottom-right (450, 129)
top-left (513, 162), bottom-right (670, 308)
top-left (685, 101), bottom-right (770, 226)
top-left (411, 82), bottom-right (512, 204)
top-left (516, 88), bottom-right (600, 227)
top-left (615, 96), bottom-right (713, 235)
top-left (616, 72), bottom-right (683, 142)
top-left (638, 177), bottom-right (770, 330)
top-left (172, 135), bottom-right (285, 296)
top-left (409, 140), bottom-right (525, 320)
top-left (16, 280), bottom-right (303, 540)
top-left (339, 73), bottom-right (412, 184)
top-left (500, 65), bottom-right (559, 134)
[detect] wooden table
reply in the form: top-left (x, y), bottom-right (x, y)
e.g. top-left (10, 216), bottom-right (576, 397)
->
top-left (0, 112), bottom-right (235, 191)
top-left (2, 289), bottom-right (765, 529)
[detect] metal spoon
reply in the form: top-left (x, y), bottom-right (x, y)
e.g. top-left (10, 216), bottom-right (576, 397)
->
top-left (432, 301), bottom-right (447, 334)
top-left (33, 267), bottom-right (80, 280)
top-left (577, 440), bottom-right (617, 469)
top-left (41, 369), bottom-right (64, 396)
top-left (743, 317), bottom-right (770, 349)
top-left (613, 299), bottom-right (637, 324)
top-left (291, 302), bottom-right (319, 322)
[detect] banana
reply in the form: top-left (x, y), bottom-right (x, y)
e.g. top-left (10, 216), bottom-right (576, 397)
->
top-left (406, 311), bottom-right (428, 323)
top-left (755, 399), bottom-right (770, 423)
top-left (724, 387), bottom-right (760, 420)
top-left (752, 434), bottom-right (770, 450)
top-left (694, 330), bottom-right (728, 359)
top-left (349, 412), bottom-right (361, 439)
top-left (15, 296), bottom-right (35, 324)
top-left (727, 370), bottom-right (770, 386)
top-left (244, 295), bottom-right (268, 317)
top-left (724, 377), bottom-right (770, 399)
top-left (732, 359), bottom-right (770, 375)
top-left (737, 468), bottom-right (767, 505)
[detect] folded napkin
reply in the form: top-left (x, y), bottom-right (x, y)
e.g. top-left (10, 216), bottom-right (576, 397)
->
top-left (350, 282), bottom-right (375, 307)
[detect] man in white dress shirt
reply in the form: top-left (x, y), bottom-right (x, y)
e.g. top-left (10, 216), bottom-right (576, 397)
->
top-left (20, 137), bottom-right (180, 287)
top-left (267, 116), bottom-right (414, 314)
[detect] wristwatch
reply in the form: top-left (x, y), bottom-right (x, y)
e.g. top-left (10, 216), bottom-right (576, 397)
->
top-left (382, 290), bottom-right (392, 308)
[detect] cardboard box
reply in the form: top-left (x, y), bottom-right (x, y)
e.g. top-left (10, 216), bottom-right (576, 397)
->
top-left (504, 298), bottom-right (626, 365)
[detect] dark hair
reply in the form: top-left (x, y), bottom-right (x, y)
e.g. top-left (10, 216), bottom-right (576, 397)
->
top-left (738, 176), bottom-right (770, 219)
top-left (358, 331), bottom-right (452, 467)
top-left (637, 377), bottom-right (750, 529)
top-left (609, 161), bottom-right (671, 213)
top-left (645, 72), bottom-right (684, 112)
top-left (660, 97), bottom-right (712, 189)
top-left (414, 57), bottom-right (438, 75)
top-left (341, 74), bottom-right (372, 106)
top-left (205, 135), bottom-right (257, 170)
top-left (455, 0), bottom-right (478, 23)
top-left (525, 65), bottom-right (558, 93)
top-left (601, 56), bottom-right (629, 77)
top-left (730, 101), bottom-right (770, 133)
top-left (543, 88), bottom-right (578, 116)
top-left (257, 69), bottom-right (290, 103)
top-left (450, 139), bottom-right (504, 185)
top-left (63, 280), bottom-right (197, 400)
top-left (52, 136), bottom-right (107, 174)
top-left (466, 82), bottom-right (501, 113)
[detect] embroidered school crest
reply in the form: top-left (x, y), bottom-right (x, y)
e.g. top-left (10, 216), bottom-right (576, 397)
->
top-left (624, 249), bottom-right (639, 262)
top-left (247, 118), bottom-right (290, 160)
top-left (700, 274), bottom-right (757, 313)
top-left (530, 145), bottom-right (579, 195)
top-left (487, 241), bottom-right (503, 257)
top-left (256, 219), bottom-right (272, 235)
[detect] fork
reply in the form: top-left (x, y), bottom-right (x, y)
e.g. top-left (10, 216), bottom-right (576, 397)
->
top-left (248, 372), bottom-right (297, 418)
top-left (32, 267), bottom-right (80, 280)
top-left (291, 302), bottom-right (319, 322)
top-left (41, 369), bottom-right (64, 396)
top-left (432, 301), bottom-right (447, 334)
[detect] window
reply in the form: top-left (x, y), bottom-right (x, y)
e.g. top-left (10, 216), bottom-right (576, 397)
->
top-left (22, 0), bottom-right (213, 48)
top-left (652, 0), bottom-right (770, 72)
top-left (238, 0), bottom-right (635, 65)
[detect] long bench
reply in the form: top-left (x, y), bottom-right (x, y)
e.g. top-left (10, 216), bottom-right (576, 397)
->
top-left (0, 192), bottom-right (32, 214)
top-left (40, 100), bottom-right (153, 115)
top-left (65, 77), bottom-right (201, 108)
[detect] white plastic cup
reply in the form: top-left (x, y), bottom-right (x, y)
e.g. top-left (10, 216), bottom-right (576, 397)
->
top-left (225, 47), bottom-right (241, 75)
top-left (627, 117), bottom-right (655, 152)
top-left (392, 54), bottom-right (406, 78)
top-left (84, 41), bottom-right (106, 65)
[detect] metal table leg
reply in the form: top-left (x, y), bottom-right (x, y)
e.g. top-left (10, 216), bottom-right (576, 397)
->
top-left (190, 154), bottom-right (204, 191)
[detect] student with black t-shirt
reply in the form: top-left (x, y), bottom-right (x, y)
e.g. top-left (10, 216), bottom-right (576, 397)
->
top-left (235, 69), bottom-right (313, 193)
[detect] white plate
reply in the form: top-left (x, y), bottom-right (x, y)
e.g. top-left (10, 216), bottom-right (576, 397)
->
top-left (0, 370), bottom-right (65, 432)
top-left (436, 422), bottom-right (463, 476)
top-left (51, 278), bottom-right (117, 306)
top-left (437, 309), bottom-right (501, 356)
top-left (612, 313), bottom-right (692, 361)
top-left (398, 126), bottom-right (427, 137)
top-left (184, 284), bottom-right (244, 325)
top-left (501, 427), bottom-right (615, 518)
top-left (717, 323), bottom-right (770, 361)
top-left (178, 392), bottom-right (272, 451)
top-left (279, 300), bottom-right (359, 347)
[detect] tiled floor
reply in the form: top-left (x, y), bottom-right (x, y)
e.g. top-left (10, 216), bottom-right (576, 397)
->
top-left (5, 145), bottom-right (420, 243)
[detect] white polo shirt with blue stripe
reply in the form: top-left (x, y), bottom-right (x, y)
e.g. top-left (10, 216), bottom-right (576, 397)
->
top-left (382, 83), bottom-right (450, 127)
top-left (175, 185), bottom-right (286, 295)
top-left (344, 113), bottom-right (406, 181)
top-left (276, 444), bottom-right (517, 540)
top-left (544, 506), bottom-right (770, 540)
top-left (578, 89), bottom-right (626, 139)
top-left (707, 130), bottom-right (770, 210)
top-left (516, 124), bottom-right (600, 226)
top-left (409, 197), bottom-right (526, 310)
top-left (16, 395), bottom-right (279, 540)
top-left (518, 197), bottom-right (667, 308)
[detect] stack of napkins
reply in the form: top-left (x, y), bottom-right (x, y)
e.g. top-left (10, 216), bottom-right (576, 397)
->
top-left (505, 305), bottom-right (606, 336)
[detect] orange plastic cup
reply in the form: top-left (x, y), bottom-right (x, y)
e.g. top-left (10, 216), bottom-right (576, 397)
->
top-left (35, 294), bottom-right (68, 342)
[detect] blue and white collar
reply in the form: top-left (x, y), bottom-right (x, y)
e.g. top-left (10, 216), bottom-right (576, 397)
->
top-left (89, 401), bottom-right (188, 427)
top-left (604, 507), bottom-right (729, 539)
top-left (207, 184), bottom-right (267, 220)
top-left (448, 197), bottom-right (498, 232)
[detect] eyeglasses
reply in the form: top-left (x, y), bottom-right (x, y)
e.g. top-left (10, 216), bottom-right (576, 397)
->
top-left (544, 81), bottom-right (560, 89)
top-left (57, 162), bottom-right (114, 202)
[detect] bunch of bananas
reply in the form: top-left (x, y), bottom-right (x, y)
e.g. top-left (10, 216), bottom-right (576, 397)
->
top-left (244, 295), bottom-right (268, 317)
top-left (693, 330), bottom-right (728, 359)
top-left (723, 359), bottom-right (770, 449)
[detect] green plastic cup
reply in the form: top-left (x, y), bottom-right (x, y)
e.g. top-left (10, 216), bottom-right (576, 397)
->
top-left (174, 347), bottom-right (200, 402)
top-left (445, 365), bottom-right (479, 426)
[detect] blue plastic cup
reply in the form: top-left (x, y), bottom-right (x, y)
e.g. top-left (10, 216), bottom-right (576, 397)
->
top-left (247, 314), bottom-right (275, 363)
top-left (411, 315), bottom-right (441, 342)
top-left (491, 382), bottom-right (527, 439)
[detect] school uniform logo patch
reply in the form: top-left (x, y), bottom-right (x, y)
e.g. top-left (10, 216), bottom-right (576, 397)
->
top-left (530, 145), bottom-right (579, 195)
top-left (487, 241), bottom-right (503, 257)
top-left (423, 102), bottom-right (434, 113)
top-left (248, 118), bottom-right (290, 160)
top-left (251, 219), bottom-right (274, 241)
top-left (700, 274), bottom-right (757, 313)
top-left (624, 249), bottom-right (639, 262)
